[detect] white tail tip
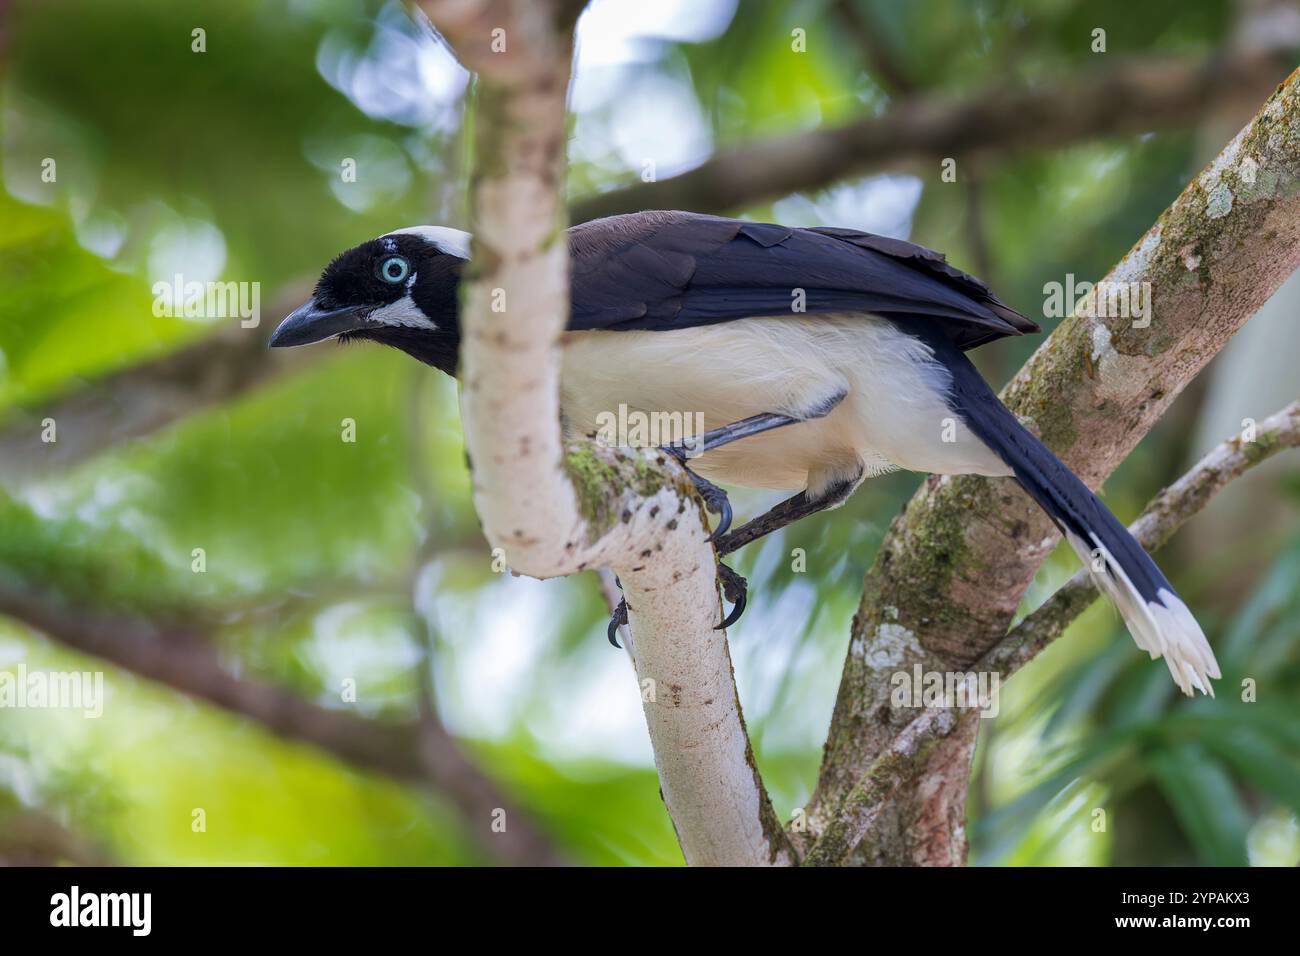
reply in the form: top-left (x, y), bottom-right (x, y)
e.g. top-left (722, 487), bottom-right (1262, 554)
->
top-left (1066, 532), bottom-right (1221, 697)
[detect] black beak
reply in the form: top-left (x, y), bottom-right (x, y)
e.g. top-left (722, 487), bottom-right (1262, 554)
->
top-left (269, 299), bottom-right (366, 348)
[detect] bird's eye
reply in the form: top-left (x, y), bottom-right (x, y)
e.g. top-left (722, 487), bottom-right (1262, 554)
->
top-left (378, 256), bottom-right (410, 284)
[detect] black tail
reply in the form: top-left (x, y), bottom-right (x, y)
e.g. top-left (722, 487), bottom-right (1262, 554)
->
top-left (929, 335), bottom-right (1219, 696)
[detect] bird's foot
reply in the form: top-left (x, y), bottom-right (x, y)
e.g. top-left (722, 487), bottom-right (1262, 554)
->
top-left (607, 594), bottom-right (628, 648)
top-left (695, 476), bottom-right (733, 541)
top-left (663, 447), bottom-right (732, 540)
top-left (606, 564), bottom-right (746, 643)
top-left (716, 562), bottom-right (748, 630)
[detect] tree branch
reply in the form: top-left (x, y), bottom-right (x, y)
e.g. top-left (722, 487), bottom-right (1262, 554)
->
top-left (419, 0), bottom-right (793, 865)
top-left (570, 50), bottom-right (1290, 224)
top-left (833, 0), bottom-right (916, 97)
top-left (802, 399), bottom-right (1300, 866)
top-left (0, 293), bottom-right (317, 486)
top-left (0, 807), bottom-right (115, 866)
top-left (808, 63), bottom-right (1300, 865)
top-left (0, 578), bottom-right (564, 866)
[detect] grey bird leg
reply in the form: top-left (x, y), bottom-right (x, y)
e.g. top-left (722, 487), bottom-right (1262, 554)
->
top-left (713, 478), bottom-right (858, 557)
top-left (662, 387), bottom-right (848, 540)
top-left (663, 413), bottom-right (805, 542)
top-left (704, 472), bottom-right (862, 629)
top-left (661, 448), bottom-right (735, 541)
top-left (606, 390), bottom-right (850, 643)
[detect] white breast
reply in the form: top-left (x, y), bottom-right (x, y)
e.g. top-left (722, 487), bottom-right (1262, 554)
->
top-left (559, 313), bottom-right (1011, 498)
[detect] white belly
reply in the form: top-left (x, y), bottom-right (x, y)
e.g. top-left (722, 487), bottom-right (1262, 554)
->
top-left (559, 313), bottom-right (1010, 497)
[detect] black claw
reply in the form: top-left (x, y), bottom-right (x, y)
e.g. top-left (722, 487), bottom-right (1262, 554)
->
top-left (690, 476), bottom-right (732, 540)
top-left (708, 494), bottom-right (733, 541)
top-left (607, 597), bottom-right (627, 648)
top-left (662, 446), bottom-right (734, 542)
top-left (715, 563), bottom-right (749, 630)
top-left (718, 589), bottom-right (747, 629)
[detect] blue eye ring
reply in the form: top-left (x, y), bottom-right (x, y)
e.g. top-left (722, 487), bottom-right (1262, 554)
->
top-left (378, 255), bottom-right (410, 284)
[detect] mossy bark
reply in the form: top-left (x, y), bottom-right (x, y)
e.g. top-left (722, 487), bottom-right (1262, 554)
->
top-left (809, 68), bottom-right (1300, 865)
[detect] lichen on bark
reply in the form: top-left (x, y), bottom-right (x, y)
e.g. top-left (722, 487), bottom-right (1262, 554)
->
top-left (560, 442), bottom-right (677, 541)
top-left (807, 65), bottom-right (1300, 866)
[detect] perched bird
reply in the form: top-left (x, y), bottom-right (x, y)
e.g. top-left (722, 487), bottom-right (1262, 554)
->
top-left (270, 211), bottom-right (1220, 696)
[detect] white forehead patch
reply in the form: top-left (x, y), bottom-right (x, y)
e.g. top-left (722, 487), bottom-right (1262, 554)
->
top-left (385, 225), bottom-right (472, 259)
top-left (368, 294), bottom-right (437, 331)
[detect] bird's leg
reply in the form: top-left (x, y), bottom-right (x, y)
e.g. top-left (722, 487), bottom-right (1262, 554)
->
top-left (672, 411), bottom-right (799, 457)
top-left (608, 391), bottom-right (850, 643)
top-left (662, 446), bottom-right (735, 539)
top-left (661, 389), bottom-right (848, 540)
top-left (712, 491), bottom-right (825, 557)
top-left (701, 479), bottom-right (860, 630)
top-left (713, 472), bottom-right (861, 557)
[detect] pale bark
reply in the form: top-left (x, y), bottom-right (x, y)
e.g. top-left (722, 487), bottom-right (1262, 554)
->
top-left (806, 66), bottom-right (1300, 865)
top-left (419, 0), bottom-right (792, 866)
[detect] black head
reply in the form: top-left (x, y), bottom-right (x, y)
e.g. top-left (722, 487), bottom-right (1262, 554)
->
top-left (270, 227), bottom-right (467, 376)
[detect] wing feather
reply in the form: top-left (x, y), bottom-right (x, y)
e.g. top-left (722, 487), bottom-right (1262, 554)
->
top-left (568, 211), bottom-right (1037, 350)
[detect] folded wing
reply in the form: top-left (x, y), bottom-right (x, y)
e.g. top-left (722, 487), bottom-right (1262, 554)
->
top-left (567, 210), bottom-right (1037, 350)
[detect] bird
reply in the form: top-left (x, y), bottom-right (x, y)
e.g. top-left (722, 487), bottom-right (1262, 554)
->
top-left (269, 210), bottom-right (1220, 696)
